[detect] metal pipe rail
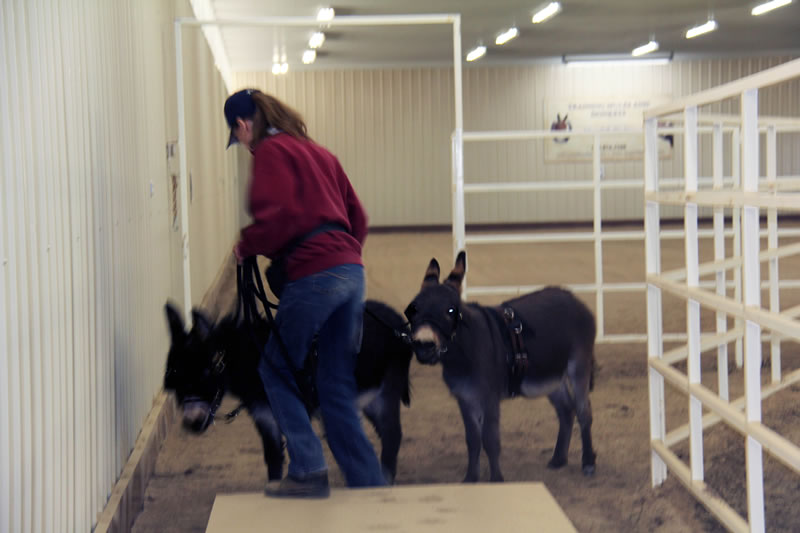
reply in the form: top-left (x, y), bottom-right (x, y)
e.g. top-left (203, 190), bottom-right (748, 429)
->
top-left (455, 119), bottom-right (800, 346)
top-left (644, 57), bottom-right (800, 533)
top-left (176, 12), bottom-right (464, 322)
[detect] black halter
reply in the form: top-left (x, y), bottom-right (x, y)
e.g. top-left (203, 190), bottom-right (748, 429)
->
top-left (404, 301), bottom-right (463, 359)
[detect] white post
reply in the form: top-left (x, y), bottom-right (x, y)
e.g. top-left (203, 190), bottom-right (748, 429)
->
top-left (175, 20), bottom-right (193, 321)
top-left (452, 130), bottom-right (465, 291)
top-left (712, 123), bottom-right (729, 401)
top-left (766, 125), bottom-right (780, 384)
top-left (684, 106), bottom-right (704, 484)
top-left (732, 128), bottom-right (743, 368)
top-left (741, 88), bottom-right (765, 533)
top-left (645, 117), bottom-right (667, 486)
top-left (593, 136), bottom-right (604, 339)
top-left (451, 16), bottom-right (465, 295)
top-left (452, 15), bottom-right (462, 134)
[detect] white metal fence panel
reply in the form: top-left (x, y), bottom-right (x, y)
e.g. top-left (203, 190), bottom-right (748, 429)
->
top-left (645, 57), bottom-right (800, 533)
top-left (452, 115), bottom-right (800, 346)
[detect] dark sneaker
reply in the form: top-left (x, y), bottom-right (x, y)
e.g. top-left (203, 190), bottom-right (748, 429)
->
top-left (264, 472), bottom-right (330, 499)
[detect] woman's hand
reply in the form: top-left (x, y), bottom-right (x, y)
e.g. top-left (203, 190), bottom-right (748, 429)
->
top-left (233, 242), bottom-right (245, 264)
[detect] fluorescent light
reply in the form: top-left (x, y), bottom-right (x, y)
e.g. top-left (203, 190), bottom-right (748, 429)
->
top-left (566, 58), bottom-right (671, 67)
top-left (752, 0), bottom-right (792, 15)
top-left (309, 32), bottom-right (325, 49)
top-left (563, 52), bottom-right (673, 66)
top-left (271, 63), bottom-right (281, 75)
top-left (495, 27), bottom-right (519, 45)
top-left (316, 7), bottom-right (335, 21)
top-left (466, 45), bottom-right (486, 62)
top-left (632, 40), bottom-right (659, 57)
top-left (532, 2), bottom-right (562, 24)
top-left (280, 62), bottom-right (289, 74)
top-left (302, 50), bottom-right (316, 64)
top-left (686, 19), bottom-right (718, 39)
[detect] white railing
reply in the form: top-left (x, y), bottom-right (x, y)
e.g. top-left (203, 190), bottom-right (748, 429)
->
top-left (178, 12), bottom-right (464, 322)
top-left (644, 57), bottom-right (800, 533)
top-left (451, 121), bottom-right (800, 346)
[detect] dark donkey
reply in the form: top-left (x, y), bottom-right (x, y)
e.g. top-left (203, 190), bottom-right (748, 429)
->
top-left (405, 251), bottom-right (597, 482)
top-left (164, 299), bottom-right (412, 483)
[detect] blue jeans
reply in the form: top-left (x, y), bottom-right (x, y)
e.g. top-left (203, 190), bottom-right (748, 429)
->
top-left (258, 263), bottom-right (386, 487)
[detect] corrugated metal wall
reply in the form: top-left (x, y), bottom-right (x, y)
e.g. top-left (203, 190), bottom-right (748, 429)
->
top-left (0, 1), bottom-right (240, 532)
top-left (235, 56), bottom-right (800, 226)
top-left (234, 69), bottom-right (454, 226)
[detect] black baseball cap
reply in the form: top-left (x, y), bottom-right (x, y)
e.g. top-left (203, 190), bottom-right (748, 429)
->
top-left (224, 89), bottom-right (256, 148)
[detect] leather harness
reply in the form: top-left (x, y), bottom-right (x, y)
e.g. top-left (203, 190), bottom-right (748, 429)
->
top-left (502, 306), bottom-right (529, 398)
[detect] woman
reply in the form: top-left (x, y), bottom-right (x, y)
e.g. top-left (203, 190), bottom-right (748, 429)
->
top-left (226, 88), bottom-right (385, 497)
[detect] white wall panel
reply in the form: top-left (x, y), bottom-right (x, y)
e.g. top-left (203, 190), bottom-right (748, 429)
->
top-left (235, 56), bottom-right (799, 227)
top-left (0, 1), bottom-right (240, 532)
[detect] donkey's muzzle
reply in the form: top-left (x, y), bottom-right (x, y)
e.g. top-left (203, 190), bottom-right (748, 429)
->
top-left (412, 341), bottom-right (440, 365)
top-left (182, 400), bottom-right (213, 433)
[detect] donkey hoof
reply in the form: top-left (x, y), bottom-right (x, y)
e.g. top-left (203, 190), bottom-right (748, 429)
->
top-left (462, 474), bottom-right (479, 483)
top-left (582, 464), bottom-right (596, 477)
top-left (489, 474), bottom-right (505, 483)
top-left (547, 458), bottom-right (567, 470)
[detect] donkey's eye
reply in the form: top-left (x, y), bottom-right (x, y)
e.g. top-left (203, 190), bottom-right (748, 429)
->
top-left (447, 308), bottom-right (455, 315)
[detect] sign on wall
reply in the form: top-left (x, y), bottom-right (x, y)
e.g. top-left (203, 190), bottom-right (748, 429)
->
top-left (544, 97), bottom-right (674, 161)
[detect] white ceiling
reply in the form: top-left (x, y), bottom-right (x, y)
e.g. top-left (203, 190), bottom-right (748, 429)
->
top-left (202, 0), bottom-right (800, 71)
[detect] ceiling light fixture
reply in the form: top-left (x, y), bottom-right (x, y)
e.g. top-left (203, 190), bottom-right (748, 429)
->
top-left (272, 63), bottom-right (281, 75)
top-left (302, 50), bottom-right (317, 64)
top-left (309, 32), bottom-right (325, 49)
top-left (495, 27), bottom-right (519, 45)
top-left (466, 45), bottom-right (487, 62)
top-left (686, 19), bottom-right (718, 39)
top-left (532, 2), bottom-right (562, 24)
top-left (563, 52), bottom-right (673, 66)
top-left (752, 0), bottom-right (792, 15)
top-left (317, 7), bottom-right (335, 21)
top-left (632, 40), bottom-right (659, 57)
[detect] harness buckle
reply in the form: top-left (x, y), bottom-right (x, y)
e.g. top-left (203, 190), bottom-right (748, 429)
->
top-left (514, 352), bottom-right (529, 373)
top-left (213, 350), bottom-right (226, 375)
top-left (503, 305), bottom-right (529, 397)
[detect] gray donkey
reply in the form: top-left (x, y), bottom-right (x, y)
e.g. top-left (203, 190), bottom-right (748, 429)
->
top-left (404, 251), bottom-right (597, 482)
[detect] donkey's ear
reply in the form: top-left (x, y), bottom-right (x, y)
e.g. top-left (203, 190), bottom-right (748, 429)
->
top-left (422, 258), bottom-right (440, 290)
top-left (445, 251), bottom-right (467, 291)
top-left (165, 302), bottom-right (186, 342)
top-left (191, 308), bottom-right (213, 341)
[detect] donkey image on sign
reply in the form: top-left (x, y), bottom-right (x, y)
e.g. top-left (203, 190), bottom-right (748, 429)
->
top-left (404, 251), bottom-right (597, 482)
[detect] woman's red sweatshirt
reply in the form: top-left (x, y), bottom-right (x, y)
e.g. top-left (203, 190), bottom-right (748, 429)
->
top-left (237, 133), bottom-right (368, 281)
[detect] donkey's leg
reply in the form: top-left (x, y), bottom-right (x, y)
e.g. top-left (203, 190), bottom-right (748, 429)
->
top-left (546, 384), bottom-right (575, 470)
top-left (481, 398), bottom-right (504, 482)
top-left (249, 404), bottom-right (284, 481)
top-left (362, 390), bottom-right (402, 485)
top-left (456, 396), bottom-right (483, 483)
top-left (573, 381), bottom-right (596, 476)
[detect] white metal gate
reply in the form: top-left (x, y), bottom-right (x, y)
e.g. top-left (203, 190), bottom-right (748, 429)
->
top-left (645, 58), bottom-right (800, 532)
top-left (451, 125), bottom-right (800, 346)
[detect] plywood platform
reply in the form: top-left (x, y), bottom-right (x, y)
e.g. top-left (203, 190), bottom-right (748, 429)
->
top-left (205, 482), bottom-right (577, 533)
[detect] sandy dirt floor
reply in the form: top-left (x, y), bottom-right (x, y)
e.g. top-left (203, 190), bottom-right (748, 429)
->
top-left (131, 229), bottom-right (800, 533)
